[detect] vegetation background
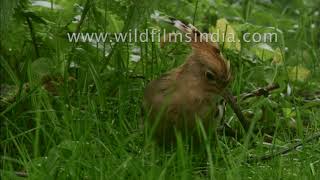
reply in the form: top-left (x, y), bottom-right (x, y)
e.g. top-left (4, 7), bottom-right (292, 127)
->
top-left (1, 0), bottom-right (320, 179)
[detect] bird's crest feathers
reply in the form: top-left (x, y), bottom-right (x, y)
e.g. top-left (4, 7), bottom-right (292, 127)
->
top-left (151, 11), bottom-right (231, 78)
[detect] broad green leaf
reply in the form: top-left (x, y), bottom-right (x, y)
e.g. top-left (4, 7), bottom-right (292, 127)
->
top-left (288, 65), bottom-right (311, 82)
top-left (251, 44), bottom-right (283, 64)
top-left (210, 18), bottom-right (241, 51)
top-left (282, 108), bottom-right (295, 118)
top-left (251, 43), bottom-right (274, 60)
top-left (271, 48), bottom-right (283, 65)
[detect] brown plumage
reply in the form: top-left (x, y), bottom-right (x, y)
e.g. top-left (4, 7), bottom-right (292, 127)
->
top-left (143, 14), bottom-right (231, 144)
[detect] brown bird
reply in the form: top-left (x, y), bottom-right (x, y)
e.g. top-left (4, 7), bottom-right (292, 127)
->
top-left (143, 14), bottom-right (237, 144)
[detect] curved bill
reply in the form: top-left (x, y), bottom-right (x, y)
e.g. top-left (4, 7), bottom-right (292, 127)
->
top-left (221, 89), bottom-right (249, 130)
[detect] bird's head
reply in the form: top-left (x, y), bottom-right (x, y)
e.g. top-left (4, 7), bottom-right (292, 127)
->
top-left (153, 13), bottom-right (232, 93)
top-left (191, 39), bottom-right (231, 93)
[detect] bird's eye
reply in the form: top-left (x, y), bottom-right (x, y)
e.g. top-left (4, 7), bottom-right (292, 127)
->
top-left (205, 71), bottom-right (216, 81)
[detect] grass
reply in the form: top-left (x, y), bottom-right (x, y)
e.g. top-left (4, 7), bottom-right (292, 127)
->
top-left (1, 0), bottom-right (320, 179)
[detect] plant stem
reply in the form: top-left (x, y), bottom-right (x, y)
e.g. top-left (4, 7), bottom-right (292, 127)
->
top-left (26, 16), bottom-right (39, 58)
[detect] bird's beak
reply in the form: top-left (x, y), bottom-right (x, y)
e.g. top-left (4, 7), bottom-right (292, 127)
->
top-left (221, 89), bottom-right (249, 130)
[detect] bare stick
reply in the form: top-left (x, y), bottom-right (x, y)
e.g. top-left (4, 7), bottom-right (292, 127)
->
top-left (240, 83), bottom-right (280, 100)
top-left (247, 132), bottom-right (320, 162)
top-left (15, 171), bottom-right (28, 177)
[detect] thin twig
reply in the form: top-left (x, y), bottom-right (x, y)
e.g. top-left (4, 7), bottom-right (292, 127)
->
top-left (240, 83), bottom-right (280, 100)
top-left (128, 75), bottom-right (146, 80)
top-left (247, 132), bottom-right (320, 163)
top-left (15, 171), bottom-right (28, 177)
